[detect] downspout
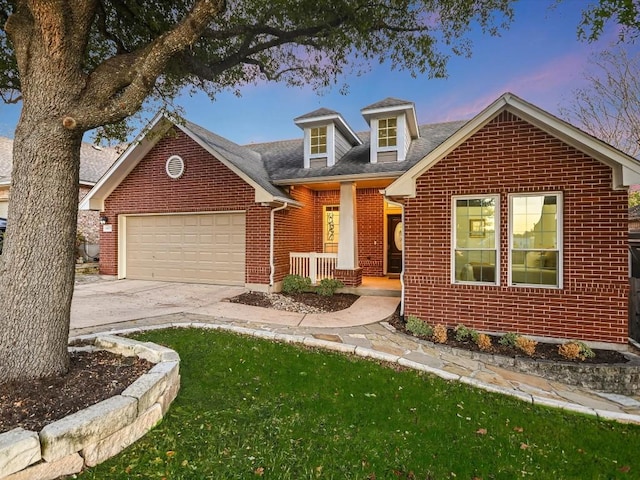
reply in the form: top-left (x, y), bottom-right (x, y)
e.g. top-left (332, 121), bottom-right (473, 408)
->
top-left (270, 202), bottom-right (288, 288)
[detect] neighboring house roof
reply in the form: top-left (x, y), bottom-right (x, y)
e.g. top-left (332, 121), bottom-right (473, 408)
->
top-left (385, 92), bottom-right (640, 198)
top-left (0, 136), bottom-right (119, 187)
top-left (630, 205), bottom-right (640, 222)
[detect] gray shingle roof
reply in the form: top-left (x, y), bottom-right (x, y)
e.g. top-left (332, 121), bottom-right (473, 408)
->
top-left (0, 136), bottom-right (119, 184)
top-left (181, 120), bottom-right (288, 198)
top-left (362, 97), bottom-right (414, 111)
top-left (294, 108), bottom-right (341, 121)
top-left (249, 120), bottom-right (466, 182)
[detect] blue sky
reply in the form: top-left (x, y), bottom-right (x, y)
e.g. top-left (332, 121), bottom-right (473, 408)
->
top-left (0, 0), bottom-right (638, 144)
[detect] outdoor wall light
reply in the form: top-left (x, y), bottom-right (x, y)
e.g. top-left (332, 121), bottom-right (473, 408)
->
top-left (99, 215), bottom-right (108, 225)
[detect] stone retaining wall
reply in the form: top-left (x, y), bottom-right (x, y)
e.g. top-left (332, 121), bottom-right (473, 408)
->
top-left (0, 335), bottom-right (180, 480)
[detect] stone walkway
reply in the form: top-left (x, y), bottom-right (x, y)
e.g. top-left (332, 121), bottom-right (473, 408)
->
top-left (71, 307), bottom-right (640, 425)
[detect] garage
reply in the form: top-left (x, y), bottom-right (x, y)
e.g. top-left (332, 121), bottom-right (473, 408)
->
top-left (124, 212), bottom-right (246, 285)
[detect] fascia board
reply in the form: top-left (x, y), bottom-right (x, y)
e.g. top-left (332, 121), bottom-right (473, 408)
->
top-left (272, 172), bottom-right (401, 186)
top-left (79, 113), bottom-right (170, 211)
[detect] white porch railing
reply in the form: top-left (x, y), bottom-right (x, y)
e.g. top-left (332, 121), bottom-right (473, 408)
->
top-left (290, 252), bottom-right (338, 284)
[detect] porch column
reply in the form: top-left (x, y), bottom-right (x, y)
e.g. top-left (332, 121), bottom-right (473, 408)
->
top-left (335, 181), bottom-right (362, 286)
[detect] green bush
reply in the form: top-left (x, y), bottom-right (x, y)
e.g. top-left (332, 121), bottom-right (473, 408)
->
top-left (576, 341), bottom-right (596, 359)
top-left (406, 315), bottom-right (433, 337)
top-left (315, 278), bottom-right (344, 296)
top-left (282, 274), bottom-right (312, 294)
top-left (454, 324), bottom-right (477, 342)
top-left (498, 332), bottom-right (519, 348)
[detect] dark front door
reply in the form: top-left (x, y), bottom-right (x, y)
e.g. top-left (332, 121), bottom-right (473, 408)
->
top-left (387, 214), bottom-right (403, 274)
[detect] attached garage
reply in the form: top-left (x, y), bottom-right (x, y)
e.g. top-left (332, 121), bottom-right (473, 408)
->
top-left (124, 212), bottom-right (246, 285)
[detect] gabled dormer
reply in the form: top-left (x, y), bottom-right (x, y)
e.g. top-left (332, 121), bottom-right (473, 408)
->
top-left (294, 108), bottom-right (361, 169)
top-left (361, 98), bottom-right (419, 163)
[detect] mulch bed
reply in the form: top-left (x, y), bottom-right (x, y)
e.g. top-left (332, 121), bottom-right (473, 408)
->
top-left (229, 291), bottom-right (359, 312)
top-left (0, 350), bottom-right (152, 434)
top-left (387, 307), bottom-right (630, 364)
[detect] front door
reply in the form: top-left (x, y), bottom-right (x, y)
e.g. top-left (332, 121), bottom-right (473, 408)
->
top-left (387, 214), bottom-right (403, 274)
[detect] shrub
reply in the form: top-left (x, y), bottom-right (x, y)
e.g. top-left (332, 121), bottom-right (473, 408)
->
top-left (432, 324), bottom-right (448, 344)
top-left (282, 274), bottom-right (312, 294)
top-left (454, 324), bottom-right (477, 342)
top-left (515, 336), bottom-right (537, 357)
top-left (475, 333), bottom-right (492, 352)
top-left (498, 332), bottom-right (519, 348)
top-left (406, 315), bottom-right (433, 337)
top-left (558, 341), bottom-right (596, 361)
top-left (315, 278), bottom-right (344, 296)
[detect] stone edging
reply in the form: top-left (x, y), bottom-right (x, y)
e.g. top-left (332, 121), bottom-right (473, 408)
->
top-left (0, 335), bottom-right (180, 480)
top-left (80, 323), bottom-right (640, 426)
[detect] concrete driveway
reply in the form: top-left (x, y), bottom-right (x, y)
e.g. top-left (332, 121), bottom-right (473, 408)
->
top-left (71, 278), bottom-right (246, 330)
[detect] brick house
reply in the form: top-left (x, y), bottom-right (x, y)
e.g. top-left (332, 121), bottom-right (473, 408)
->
top-left (81, 93), bottom-right (640, 346)
top-left (0, 137), bottom-right (119, 256)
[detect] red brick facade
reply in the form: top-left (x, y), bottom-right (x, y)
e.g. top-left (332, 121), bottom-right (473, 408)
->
top-left (99, 129), bottom-right (272, 285)
top-left (403, 112), bottom-right (629, 344)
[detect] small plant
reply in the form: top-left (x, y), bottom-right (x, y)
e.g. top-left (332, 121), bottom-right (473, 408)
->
top-left (406, 315), bottom-right (433, 337)
top-left (315, 278), bottom-right (344, 296)
top-left (499, 332), bottom-right (519, 348)
top-left (282, 274), bottom-right (312, 294)
top-left (515, 336), bottom-right (537, 357)
top-left (454, 324), bottom-right (477, 342)
top-left (432, 324), bottom-right (448, 344)
top-left (475, 333), bottom-right (492, 352)
top-left (558, 341), bottom-right (596, 361)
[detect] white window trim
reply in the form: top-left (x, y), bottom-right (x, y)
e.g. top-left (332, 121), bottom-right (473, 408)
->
top-left (508, 192), bottom-right (563, 289)
top-left (305, 124), bottom-right (336, 167)
top-left (451, 194), bottom-right (500, 286)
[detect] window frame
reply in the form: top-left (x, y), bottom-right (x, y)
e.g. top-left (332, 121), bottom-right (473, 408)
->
top-left (451, 194), bottom-right (500, 286)
top-left (378, 117), bottom-right (398, 149)
top-left (508, 192), bottom-right (563, 289)
top-left (310, 126), bottom-right (327, 156)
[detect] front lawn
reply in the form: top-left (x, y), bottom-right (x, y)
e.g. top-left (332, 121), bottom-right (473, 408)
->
top-left (82, 328), bottom-right (639, 479)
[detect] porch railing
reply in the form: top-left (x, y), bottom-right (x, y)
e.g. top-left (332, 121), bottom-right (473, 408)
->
top-left (289, 252), bottom-right (338, 284)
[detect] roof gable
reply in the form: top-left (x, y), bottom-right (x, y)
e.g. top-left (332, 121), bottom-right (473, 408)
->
top-left (80, 114), bottom-right (296, 211)
top-left (385, 92), bottom-right (640, 198)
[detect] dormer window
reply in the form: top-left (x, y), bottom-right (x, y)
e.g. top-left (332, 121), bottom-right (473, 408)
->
top-left (310, 126), bottom-right (327, 154)
top-left (361, 98), bottom-right (419, 164)
top-left (378, 118), bottom-right (397, 148)
top-left (294, 108), bottom-right (362, 169)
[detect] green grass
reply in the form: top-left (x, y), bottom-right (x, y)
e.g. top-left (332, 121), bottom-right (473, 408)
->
top-left (82, 328), bottom-right (640, 479)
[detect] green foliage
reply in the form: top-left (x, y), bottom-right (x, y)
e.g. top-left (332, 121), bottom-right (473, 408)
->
top-left (454, 324), bottom-right (477, 342)
top-left (576, 341), bottom-right (596, 360)
top-left (282, 274), bottom-right (312, 294)
top-left (406, 315), bottom-right (433, 337)
top-left (630, 190), bottom-right (640, 207)
top-left (499, 332), bottom-right (520, 348)
top-left (315, 278), bottom-right (344, 296)
top-left (83, 328), bottom-right (640, 479)
top-left (578, 0), bottom-right (640, 42)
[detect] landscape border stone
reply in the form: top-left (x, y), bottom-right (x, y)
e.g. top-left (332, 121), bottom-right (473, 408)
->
top-left (0, 336), bottom-right (180, 480)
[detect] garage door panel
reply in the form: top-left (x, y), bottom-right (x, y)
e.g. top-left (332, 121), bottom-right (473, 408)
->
top-left (126, 213), bottom-right (245, 285)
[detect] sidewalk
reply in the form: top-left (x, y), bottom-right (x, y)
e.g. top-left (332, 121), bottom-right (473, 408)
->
top-left (71, 278), bottom-right (640, 424)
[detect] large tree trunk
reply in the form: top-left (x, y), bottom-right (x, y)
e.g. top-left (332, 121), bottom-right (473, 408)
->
top-left (0, 118), bottom-right (82, 381)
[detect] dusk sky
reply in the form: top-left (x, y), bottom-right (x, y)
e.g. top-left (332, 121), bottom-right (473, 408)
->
top-left (0, 0), bottom-right (638, 144)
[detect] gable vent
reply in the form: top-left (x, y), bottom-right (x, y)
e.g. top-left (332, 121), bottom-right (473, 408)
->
top-left (166, 155), bottom-right (185, 179)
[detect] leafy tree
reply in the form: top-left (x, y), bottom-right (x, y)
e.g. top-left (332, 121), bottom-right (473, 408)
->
top-left (560, 47), bottom-right (640, 158)
top-left (578, 0), bottom-right (640, 42)
top-left (0, 0), bottom-right (516, 382)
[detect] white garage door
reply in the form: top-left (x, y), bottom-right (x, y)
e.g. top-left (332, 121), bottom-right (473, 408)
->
top-left (125, 213), bottom-right (245, 285)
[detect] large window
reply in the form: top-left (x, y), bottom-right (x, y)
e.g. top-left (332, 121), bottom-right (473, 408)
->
top-left (323, 205), bottom-right (339, 253)
top-left (509, 193), bottom-right (562, 287)
top-left (310, 126), bottom-right (327, 155)
top-left (453, 196), bottom-right (499, 284)
top-left (378, 117), bottom-right (397, 148)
